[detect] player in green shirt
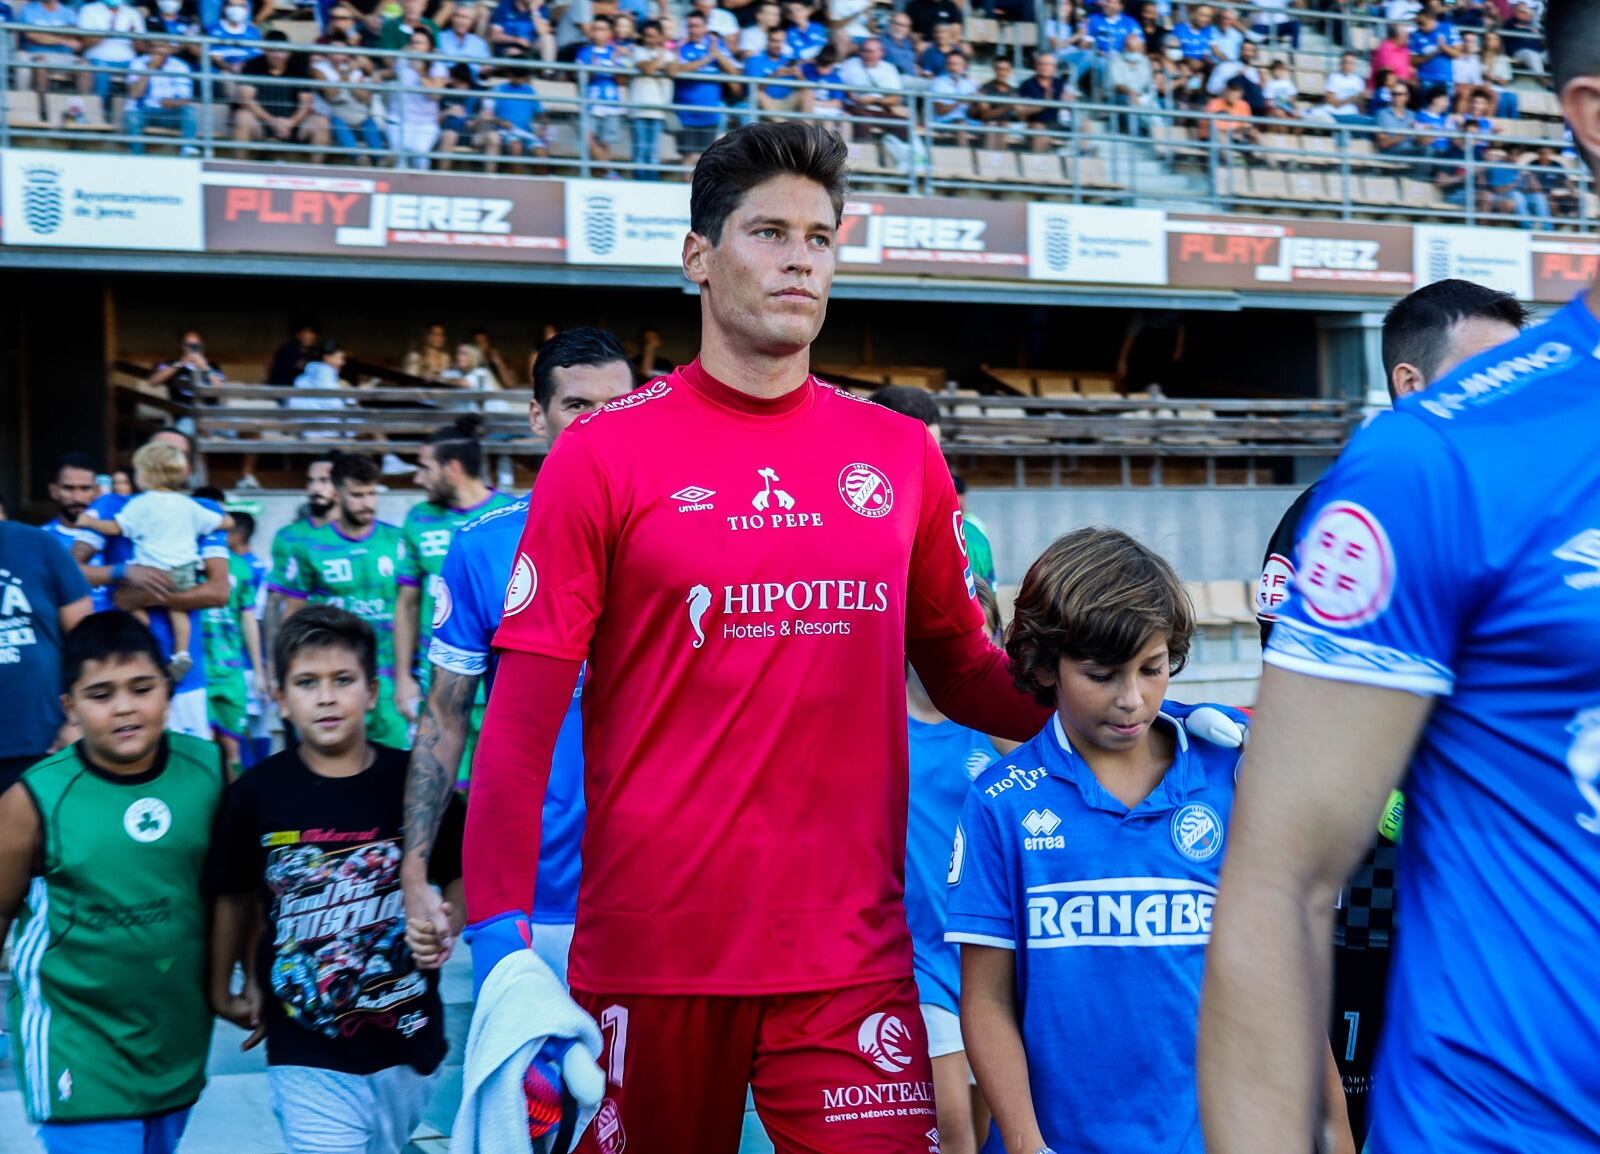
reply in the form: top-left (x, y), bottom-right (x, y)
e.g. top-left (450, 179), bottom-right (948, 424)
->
top-left (272, 455), bottom-right (412, 749)
top-left (264, 456), bottom-right (336, 683)
top-left (0, 612), bottom-right (224, 1150)
top-left (393, 419), bottom-right (514, 723)
top-left (203, 549), bottom-right (265, 772)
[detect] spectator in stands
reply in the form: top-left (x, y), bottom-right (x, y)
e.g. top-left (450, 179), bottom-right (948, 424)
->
top-left (1375, 80), bottom-right (1422, 156)
top-left (575, 16), bottom-right (628, 168)
top-left (1528, 145), bottom-right (1577, 217)
top-left (839, 36), bottom-right (905, 122)
top-left (439, 2), bottom-right (493, 71)
top-left (436, 62), bottom-right (495, 170)
top-left (1453, 30), bottom-right (1485, 92)
top-left (1263, 58), bottom-right (1300, 118)
top-left (380, 0), bottom-right (439, 49)
top-left (1409, 10), bottom-right (1461, 97)
top-left (1209, 7), bottom-right (1245, 63)
top-left (1479, 31), bottom-right (1520, 116)
top-left (15, 0), bottom-right (81, 93)
top-left (628, 18), bottom-right (672, 176)
top-left (613, 13), bottom-right (638, 47)
top-left (745, 26), bottom-right (807, 114)
top-left (632, 327), bottom-right (672, 382)
top-left (782, 0), bottom-right (828, 61)
top-left (1450, 0), bottom-right (1489, 30)
top-left (827, 0), bottom-right (873, 54)
top-left (1208, 39), bottom-right (1265, 115)
top-left (404, 322), bottom-right (453, 380)
top-left (111, 469), bottom-right (134, 497)
top-left (669, 12), bottom-right (738, 165)
top-left (690, 0), bottom-right (739, 40)
top-left (150, 331), bottom-right (222, 411)
top-left (1371, 23), bottom-right (1415, 90)
top-left (1415, 83), bottom-right (1454, 161)
top-left (1201, 74), bottom-right (1258, 145)
top-left (918, 20), bottom-right (963, 78)
top-left (737, 0), bottom-right (780, 57)
top-left (1383, 0), bottom-right (1421, 20)
top-left (489, 0), bottom-right (555, 59)
top-left (439, 343), bottom-right (499, 390)
top-left (147, 0), bottom-right (202, 59)
top-left (1018, 49), bottom-right (1072, 149)
top-left (928, 48), bottom-right (978, 140)
top-left (1248, 0), bottom-right (1300, 50)
top-left (269, 318), bottom-right (322, 386)
top-left (206, 2), bottom-right (262, 75)
top-left (1044, 0), bottom-right (1094, 81)
top-left (288, 340), bottom-right (355, 433)
top-left (77, 0), bottom-right (146, 97)
top-left (386, 27), bottom-right (449, 167)
top-left (1319, 51), bottom-right (1371, 122)
top-left (905, 0), bottom-right (962, 39)
top-left (470, 329), bottom-right (515, 386)
top-left (973, 55), bottom-right (1022, 148)
top-left (1459, 86), bottom-right (1495, 136)
top-left (481, 66), bottom-right (544, 168)
top-left (315, 48), bottom-right (389, 158)
top-left (799, 44), bottom-right (847, 126)
top-left (320, 4), bottom-right (371, 48)
top-left (1498, 1), bottom-right (1543, 75)
top-left (881, 9), bottom-right (918, 75)
top-left (1109, 32), bottom-right (1156, 134)
top-left (234, 31), bottom-right (331, 161)
top-left (1085, 0), bottom-right (1139, 90)
top-left (1481, 145), bottom-right (1550, 224)
top-left (1172, 4), bottom-right (1216, 62)
top-left (123, 39), bottom-right (200, 153)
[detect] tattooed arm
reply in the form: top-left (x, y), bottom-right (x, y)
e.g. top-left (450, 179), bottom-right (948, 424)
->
top-left (401, 667), bottom-right (480, 968)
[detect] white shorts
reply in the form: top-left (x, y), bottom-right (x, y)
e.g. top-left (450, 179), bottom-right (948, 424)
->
top-left (921, 1002), bottom-right (965, 1060)
top-left (168, 687), bottom-right (213, 740)
top-left (267, 1064), bottom-right (440, 1154)
top-left (532, 921), bottom-right (575, 985)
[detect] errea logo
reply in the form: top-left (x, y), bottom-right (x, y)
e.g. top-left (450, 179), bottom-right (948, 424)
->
top-left (1022, 808), bottom-right (1065, 851)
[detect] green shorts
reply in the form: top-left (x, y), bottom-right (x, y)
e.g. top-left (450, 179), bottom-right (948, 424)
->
top-left (367, 677), bottom-right (413, 750)
top-left (207, 669), bottom-right (249, 739)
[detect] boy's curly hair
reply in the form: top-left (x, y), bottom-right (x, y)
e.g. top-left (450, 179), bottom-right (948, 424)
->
top-left (1005, 528), bottom-right (1194, 707)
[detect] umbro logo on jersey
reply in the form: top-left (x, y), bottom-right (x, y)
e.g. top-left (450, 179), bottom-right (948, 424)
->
top-left (1554, 529), bottom-right (1600, 590)
top-left (1022, 808), bottom-right (1065, 850)
top-left (670, 485), bottom-right (716, 512)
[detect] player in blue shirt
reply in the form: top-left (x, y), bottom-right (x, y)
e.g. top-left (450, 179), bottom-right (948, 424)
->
top-left (1201, 11), bottom-right (1600, 1142)
top-left (43, 453), bottom-right (103, 589)
top-left (906, 580), bottom-right (1010, 1154)
top-left (68, 431), bottom-right (231, 741)
top-left (399, 328), bottom-right (633, 984)
top-left (948, 528), bottom-right (1258, 1154)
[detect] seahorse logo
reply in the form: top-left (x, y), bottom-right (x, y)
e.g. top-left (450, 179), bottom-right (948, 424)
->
top-left (686, 584), bottom-right (712, 649)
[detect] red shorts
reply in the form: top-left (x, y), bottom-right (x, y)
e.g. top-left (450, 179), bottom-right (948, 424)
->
top-left (573, 977), bottom-right (940, 1154)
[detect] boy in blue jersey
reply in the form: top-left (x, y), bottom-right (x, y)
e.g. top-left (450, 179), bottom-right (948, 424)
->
top-left (948, 528), bottom-right (1253, 1154)
top-left (1200, 4), bottom-right (1600, 1146)
top-left (906, 580), bottom-right (1013, 1154)
top-left (400, 328), bottom-right (633, 984)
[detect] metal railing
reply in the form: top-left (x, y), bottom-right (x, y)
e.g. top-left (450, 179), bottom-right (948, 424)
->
top-left (1, 22), bottom-right (1587, 230)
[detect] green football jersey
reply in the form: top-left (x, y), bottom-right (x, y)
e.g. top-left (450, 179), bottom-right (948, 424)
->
top-left (9, 735), bottom-right (224, 1122)
top-left (400, 492), bottom-right (515, 675)
top-left (277, 521), bottom-right (408, 679)
top-left (269, 516), bottom-right (322, 593)
top-left (202, 553), bottom-right (255, 685)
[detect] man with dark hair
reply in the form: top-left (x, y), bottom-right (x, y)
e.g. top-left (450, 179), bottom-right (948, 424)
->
top-left (870, 384), bottom-right (943, 435)
top-left (272, 454), bottom-right (412, 748)
top-left (264, 455), bottom-right (337, 685)
top-left (1248, 277), bottom-right (1526, 1149)
top-left (44, 451), bottom-right (102, 561)
top-left (1201, 10), bottom-right (1600, 1142)
top-left (401, 326), bottom-right (632, 987)
top-left (466, 122), bottom-right (1049, 1152)
top-left (393, 419), bottom-right (515, 726)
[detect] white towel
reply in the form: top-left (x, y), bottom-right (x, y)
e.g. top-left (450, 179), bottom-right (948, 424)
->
top-left (451, 951), bottom-right (605, 1154)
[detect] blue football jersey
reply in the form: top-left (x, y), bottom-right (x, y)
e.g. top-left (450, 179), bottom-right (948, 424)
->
top-left (947, 712), bottom-right (1241, 1154)
top-left (76, 493), bottom-right (229, 693)
top-left (906, 717), bottom-right (999, 1016)
top-left (1266, 294), bottom-right (1600, 1151)
top-left (430, 493), bottom-right (586, 925)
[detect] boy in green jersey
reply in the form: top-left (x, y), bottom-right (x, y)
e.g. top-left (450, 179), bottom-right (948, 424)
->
top-left (209, 606), bottom-right (464, 1153)
top-left (272, 455), bottom-right (413, 749)
top-left (0, 611), bottom-right (224, 1154)
top-left (392, 418), bottom-right (513, 727)
top-left (194, 492), bottom-right (266, 774)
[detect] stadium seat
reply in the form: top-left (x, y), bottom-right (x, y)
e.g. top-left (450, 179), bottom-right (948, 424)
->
top-left (658, 133), bottom-right (682, 163)
top-left (1299, 133), bottom-right (1337, 165)
top-left (1248, 168), bottom-right (1291, 200)
top-left (1017, 151), bottom-right (1066, 184)
top-left (1186, 582), bottom-right (1229, 627)
top-left (1297, 70), bottom-right (1327, 98)
top-left (976, 149), bottom-right (1020, 182)
top-left (1073, 154), bottom-right (1124, 190)
top-left (931, 145), bottom-right (977, 180)
top-left (1034, 375), bottom-right (1078, 397)
top-left (544, 122), bottom-right (580, 158)
top-left (998, 21), bottom-right (1038, 47)
top-left (46, 94), bottom-right (110, 131)
top-left (1287, 170), bottom-right (1337, 204)
top-left (968, 17), bottom-right (1001, 44)
top-left (1076, 376), bottom-right (1116, 395)
top-left (847, 140), bottom-right (890, 175)
top-left (1205, 580), bottom-right (1258, 626)
top-left (1358, 175), bottom-right (1403, 207)
top-left (6, 90), bottom-right (45, 131)
top-left (533, 78), bottom-right (580, 114)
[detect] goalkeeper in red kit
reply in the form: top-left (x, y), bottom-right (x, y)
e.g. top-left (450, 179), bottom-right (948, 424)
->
top-left (465, 122), bottom-right (1052, 1153)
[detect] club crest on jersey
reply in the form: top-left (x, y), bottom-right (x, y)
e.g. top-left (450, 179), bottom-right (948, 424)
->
top-left (378, 556), bottom-right (395, 578)
top-left (124, 797), bottom-right (172, 844)
top-left (504, 553), bottom-right (537, 616)
top-left (1554, 529), bottom-right (1600, 591)
top-left (839, 463), bottom-right (894, 518)
top-left (594, 1098), bottom-right (626, 1154)
top-left (857, 1012), bottom-right (915, 1075)
top-left (1171, 802), bottom-right (1224, 862)
top-left (431, 579), bottom-right (453, 630)
top-left (1257, 552), bottom-right (1295, 622)
top-left (1566, 707), bottom-right (1600, 835)
top-left (1295, 502), bottom-right (1394, 630)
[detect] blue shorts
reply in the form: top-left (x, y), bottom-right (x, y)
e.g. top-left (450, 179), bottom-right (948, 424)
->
top-left (37, 1108), bottom-right (192, 1154)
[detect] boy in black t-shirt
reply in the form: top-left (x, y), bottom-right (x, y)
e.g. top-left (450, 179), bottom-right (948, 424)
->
top-left (208, 605), bottom-right (465, 1154)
